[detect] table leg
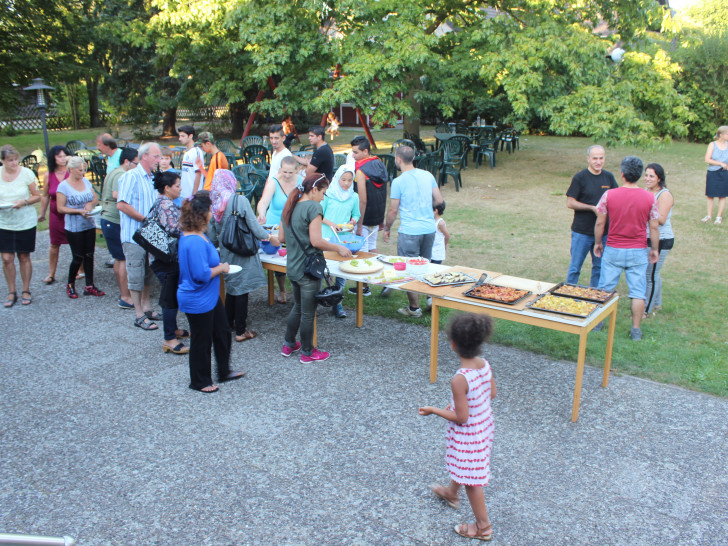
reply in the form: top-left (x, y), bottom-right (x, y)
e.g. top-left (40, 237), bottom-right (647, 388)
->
top-left (267, 270), bottom-right (274, 306)
top-left (602, 303), bottom-right (618, 388)
top-left (571, 331), bottom-right (588, 422)
top-left (356, 282), bottom-right (363, 327)
top-left (219, 275), bottom-right (226, 305)
top-left (430, 301), bottom-right (440, 383)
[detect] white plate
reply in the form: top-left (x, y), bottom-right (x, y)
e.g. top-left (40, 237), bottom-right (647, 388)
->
top-left (86, 205), bottom-right (103, 216)
top-left (228, 264), bottom-right (242, 274)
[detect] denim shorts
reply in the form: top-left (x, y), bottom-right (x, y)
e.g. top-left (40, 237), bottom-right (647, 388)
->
top-left (101, 219), bottom-right (125, 261)
top-left (598, 246), bottom-right (648, 299)
top-left (397, 232), bottom-right (435, 260)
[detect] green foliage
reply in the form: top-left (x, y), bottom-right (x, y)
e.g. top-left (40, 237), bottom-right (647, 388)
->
top-left (684, 0), bottom-right (728, 32)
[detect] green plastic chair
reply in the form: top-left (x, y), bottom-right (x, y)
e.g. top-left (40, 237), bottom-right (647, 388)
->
top-left (390, 139), bottom-right (416, 154)
top-left (439, 140), bottom-right (467, 191)
top-left (215, 138), bottom-right (239, 155)
top-left (378, 153), bottom-right (397, 183)
top-left (334, 154), bottom-right (348, 169)
top-left (65, 140), bottom-right (87, 154)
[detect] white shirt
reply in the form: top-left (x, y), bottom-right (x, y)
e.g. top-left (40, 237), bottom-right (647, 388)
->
top-left (180, 147), bottom-right (203, 199)
top-left (268, 147), bottom-right (293, 181)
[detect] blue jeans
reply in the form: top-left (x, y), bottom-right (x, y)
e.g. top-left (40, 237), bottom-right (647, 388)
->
top-left (645, 249), bottom-right (670, 313)
top-left (567, 231), bottom-right (604, 287)
top-left (598, 246), bottom-right (648, 299)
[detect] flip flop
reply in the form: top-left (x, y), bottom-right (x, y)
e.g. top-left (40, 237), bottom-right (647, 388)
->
top-left (190, 385), bottom-right (219, 394)
top-left (454, 523), bottom-right (493, 541)
top-left (235, 331), bottom-right (258, 342)
top-left (134, 316), bottom-right (159, 330)
top-left (219, 370), bottom-right (245, 383)
top-left (144, 310), bottom-right (163, 321)
top-left (21, 291), bottom-right (31, 305)
top-left (43, 276), bottom-right (55, 285)
top-left (430, 484), bottom-right (461, 509)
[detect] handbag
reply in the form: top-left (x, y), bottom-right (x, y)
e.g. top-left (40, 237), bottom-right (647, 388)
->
top-left (220, 195), bottom-right (259, 257)
top-left (132, 207), bottom-right (177, 263)
top-left (288, 217), bottom-right (326, 279)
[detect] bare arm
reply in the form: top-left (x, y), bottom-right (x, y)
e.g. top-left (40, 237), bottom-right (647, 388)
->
top-left (593, 213), bottom-right (607, 257)
top-left (256, 178), bottom-right (277, 223)
top-left (432, 186), bottom-right (444, 207)
top-left (705, 142), bottom-right (727, 169)
top-left (382, 198), bottom-right (399, 243)
top-left (418, 374), bottom-right (470, 424)
top-left (304, 163), bottom-right (317, 177)
top-left (355, 170), bottom-right (367, 235)
top-left (116, 201), bottom-right (145, 222)
top-left (38, 173), bottom-right (50, 220)
top-left (439, 219), bottom-right (451, 247)
top-left (309, 216), bottom-right (352, 257)
top-left (656, 192), bottom-right (674, 226)
top-left (648, 218), bottom-right (660, 263)
top-left (567, 196), bottom-right (598, 214)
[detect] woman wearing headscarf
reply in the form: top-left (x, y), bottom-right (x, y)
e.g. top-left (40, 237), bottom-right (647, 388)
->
top-left (207, 169), bottom-right (279, 342)
top-left (321, 164), bottom-right (360, 318)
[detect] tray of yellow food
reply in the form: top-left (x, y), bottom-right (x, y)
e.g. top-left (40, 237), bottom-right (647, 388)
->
top-left (548, 282), bottom-right (615, 303)
top-left (526, 294), bottom-right (599, 318)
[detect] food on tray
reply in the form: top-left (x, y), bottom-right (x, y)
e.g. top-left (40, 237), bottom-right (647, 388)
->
top-left (422, 271), bottom-right (475, 286)
top-left (407, 258), bottom-right (429, 266)
top-left (339, 258), bottom-right (384, 274)
top-left (552, 284), bottom-right (612, 302)
top-left (467, 284), bottom-right (529, 303)
top-left (530, 295), bottom-right (598, 316)
top-left (366, 269), bottom-right (413, 285)
top-left (378, 255), bottom-right (410, 264)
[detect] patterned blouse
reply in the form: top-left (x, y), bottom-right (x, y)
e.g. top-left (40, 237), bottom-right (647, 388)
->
top-left (150, 195), bottom-right (181, 238)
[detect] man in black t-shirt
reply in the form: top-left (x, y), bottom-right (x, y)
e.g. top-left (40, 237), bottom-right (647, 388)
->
top-left (565, 145), bottom-right (618, 287)
top-left (295, 125), bottom-right (334, 182)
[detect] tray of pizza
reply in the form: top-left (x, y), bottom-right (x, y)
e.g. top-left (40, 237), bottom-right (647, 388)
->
top-left (547, 282), bottom-right (615, 303)
top-left (462, 274), bottom-right (532, 305)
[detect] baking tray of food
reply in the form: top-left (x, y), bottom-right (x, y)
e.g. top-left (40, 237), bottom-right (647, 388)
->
top-left (548, 282), bottom-right (616, 303)
top-left (526, 293), bottom-right (600, 318)
top-left (418, 271), bottom-right (478, 287)
top-left (462, 275), bottom-right (532, 305)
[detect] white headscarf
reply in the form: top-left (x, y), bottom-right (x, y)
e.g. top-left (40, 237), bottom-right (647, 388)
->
top-left (327, 165), bottom-right (355, 202)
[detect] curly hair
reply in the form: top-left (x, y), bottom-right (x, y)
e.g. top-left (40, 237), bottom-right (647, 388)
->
top-left (179, 191), bottom-right (212, 232)
top-left (447, 313), bottom-right (494, 359)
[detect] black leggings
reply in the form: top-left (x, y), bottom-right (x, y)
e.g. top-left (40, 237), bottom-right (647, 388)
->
top-left (65, 229), bottom-right (95, 286)
top-left (185, 298), bottom-right (232, 390)
top-left (225, 293), bottom-right (249, 336)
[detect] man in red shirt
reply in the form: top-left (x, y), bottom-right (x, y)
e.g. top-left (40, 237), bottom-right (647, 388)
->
top-left (594, 156), bottom-right (659, 341)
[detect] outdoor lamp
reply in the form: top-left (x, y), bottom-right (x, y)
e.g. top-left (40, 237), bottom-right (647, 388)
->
top-left (23, 78), bottom-right (54, 157)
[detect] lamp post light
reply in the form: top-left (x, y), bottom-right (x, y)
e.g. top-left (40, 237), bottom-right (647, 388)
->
top-left (23, 78), bottom-right (54, 158)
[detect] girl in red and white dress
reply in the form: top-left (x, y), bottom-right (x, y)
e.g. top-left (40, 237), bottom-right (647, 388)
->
top-left (419, 313), bottom-right (496, 542)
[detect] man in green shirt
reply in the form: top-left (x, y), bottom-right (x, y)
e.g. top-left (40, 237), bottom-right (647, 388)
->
top-left (100, 147), bottom-right (138, 308)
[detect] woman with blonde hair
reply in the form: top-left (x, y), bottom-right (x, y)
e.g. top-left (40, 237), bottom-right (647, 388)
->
top-left (0, 145), bottom-right (41, 306)
top-left (56, 156), bottom-right (104, 298)
top-left (702, 125), bottom-right (728, 224)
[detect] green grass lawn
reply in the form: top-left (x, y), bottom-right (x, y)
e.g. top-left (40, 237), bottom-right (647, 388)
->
top-left (6, 125), bottom-right (726, 396)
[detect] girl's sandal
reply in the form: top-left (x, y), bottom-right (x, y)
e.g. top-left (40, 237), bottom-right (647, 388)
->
top-left (21, 291), bottom-right (32, 305)
top-left (4, 292), bottom-right (17, 308)
top-left (454, 523), bottom-right (493, 541)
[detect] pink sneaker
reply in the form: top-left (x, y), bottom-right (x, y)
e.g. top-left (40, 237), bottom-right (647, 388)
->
top-left (281, 342), bottom-right (301, 357)
top-left (300, 348), bottom-right (330, 364)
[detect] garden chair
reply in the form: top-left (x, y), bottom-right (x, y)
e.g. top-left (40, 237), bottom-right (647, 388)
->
top-left (65, 140), bottom-right (87, 154)
top-left (435, 123), bottom-right (451, 134)
top-left (203, 152), bottom-right (212, 169)
top-left (334, 154), bottom-right (348, 169)
top-left (242, 144), bottom-right (270, 166)
top-left (439, 139), bottom-right (467, 190)
top-left (170, 149), bottom-right (184, 170)
top-left (90, 155), bottom-right (108, 187)
top-left (500, 129), bottom-right (517, 153)
top-left (449, 135), bottom-right (472, 169)
top-left (215, 138), bottom-right (239, 156)
top-left (390, 139), bottom-right (416, 154)
top-left (241, 135), bottom-right (263, 150)
top-left (224, 152), bottom-right (237, 168)
top-left (20, 155), bottom-right (39, 182)
top-left (297, 143), bottom-right (314, 153)
top-left (248, 155), bottom-right (270, 178)
top-left (378, 153), bottom-right (397, 183)
top-left (294, 151), bottom-right (313, 159)
top-left (410, 134), bottom-right (434, 154)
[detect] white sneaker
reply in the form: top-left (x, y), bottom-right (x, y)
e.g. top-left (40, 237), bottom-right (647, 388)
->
top-left (398, 306), bottom-right (422, 318)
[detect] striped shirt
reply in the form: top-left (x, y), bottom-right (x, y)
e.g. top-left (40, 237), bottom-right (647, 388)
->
top-left (117, 163), bottom-right (156, 244)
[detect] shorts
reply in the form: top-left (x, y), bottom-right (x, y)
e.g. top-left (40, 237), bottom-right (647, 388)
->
top-left (360, 225), bottom-right (379, 252)
top-left (101, 219), bottom-right (125, 261)
top-left (123, 242), bottom-right (154, 291)
top-left (397, 232), bottom-right (435, 260)
top-left (598, 246), bottom-right (648, 300)
top-left (0, 227), bottom-right (36, 254)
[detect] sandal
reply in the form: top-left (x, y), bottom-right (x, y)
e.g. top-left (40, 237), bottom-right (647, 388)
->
top-left (715, 217), bottom-right (723, 225)
top-left (134, 316), bottom-right (159, 330)
top-left (190, 384), bottom-right (219, 394)
top-left (144, 310), bottom-right (163, 321)
top-left (21, 291), bottom-right (31, 305)
top-left (701, 215), bottom-right (711, 222)
top-left (4, 292), bottom-right (17, 308)
top-left (175, 329), bottom-right (190, 339)
top-left (162, 342), bottom-right (189, 354)
top-left (235, 330), bottom-right (258, 342)
top-left (454, 523), bottom-right (493, 541)
top-left (430, 483), bottom-right (461, 509)
top-left (43, 276), bottom-right (55, 285)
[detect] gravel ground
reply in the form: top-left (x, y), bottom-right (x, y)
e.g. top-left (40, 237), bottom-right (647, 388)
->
top-left (1, 231), bottom-right (726, 545)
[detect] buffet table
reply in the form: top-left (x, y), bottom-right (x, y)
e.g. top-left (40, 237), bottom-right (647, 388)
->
top-left (259, 253), bottom-right (618, 422)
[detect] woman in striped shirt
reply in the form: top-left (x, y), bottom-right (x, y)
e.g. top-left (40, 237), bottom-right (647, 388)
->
top-left (419, 313), bottom-right (497, 541)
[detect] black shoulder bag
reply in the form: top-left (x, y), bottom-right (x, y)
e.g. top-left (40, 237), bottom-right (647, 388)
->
top-left (132, 206), bottom-right (177, 263)
top-left (220, 195), bottom-right (260, 257)
top-left (288, 217), bottom-right (327, 279)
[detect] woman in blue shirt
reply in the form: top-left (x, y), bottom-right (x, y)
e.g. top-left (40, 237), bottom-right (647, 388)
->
top-left (177, 191), bottom-right (244, 393)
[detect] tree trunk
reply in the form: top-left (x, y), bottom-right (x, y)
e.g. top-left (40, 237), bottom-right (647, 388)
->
top-left (86, 77), bottom-right (100, 128)
top-left (66, 84), bottom-right (80, 130)
top-left (162, 108), bottom-right (177, 137)
top-left (402, 81), bottom-right (421, 137)
top-left (230, 101), bottom-right (246, 138)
